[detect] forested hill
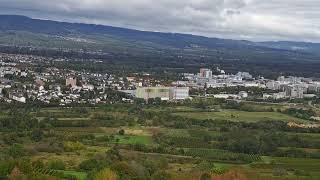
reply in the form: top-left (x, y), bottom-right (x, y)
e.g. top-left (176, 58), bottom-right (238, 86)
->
top-left (0, 15), bottom-right (319, 54)
top-left (1, 15), bottom-right (320, 78)
top-left (0, 15), bottom-right (255, 49)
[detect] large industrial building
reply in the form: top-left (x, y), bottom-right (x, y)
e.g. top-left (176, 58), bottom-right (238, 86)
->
top-left (136, 87), bottom-right (189, 101)
top-left (170, 87), bottom-right (190, 100)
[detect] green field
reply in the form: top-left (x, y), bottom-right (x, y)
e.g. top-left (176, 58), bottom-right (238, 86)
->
top-left (174, 110), bottom-right (307, 123)
top-left (57, 170), bottom-right (87, 180)
top-left (113, 135), bottom-right (154, 145)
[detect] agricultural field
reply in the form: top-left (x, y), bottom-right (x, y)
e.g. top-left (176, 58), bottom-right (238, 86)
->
top-left (250, 157), bottom-right (320, 177)
top-left (1, 103), bottom-right (320, 179)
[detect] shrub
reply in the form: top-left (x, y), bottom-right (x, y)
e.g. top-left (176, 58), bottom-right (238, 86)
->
top-left (118, 129), bottom-right (125, 135)
top-left (93, 168), bottom-right (118, 180)
top-left (63, 141), bottom-right (85, 152)
top-left (8, 144), bottom-right (25, 158)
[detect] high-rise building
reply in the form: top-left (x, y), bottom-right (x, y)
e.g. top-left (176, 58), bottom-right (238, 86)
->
top-left (199, 68), bottom-right (212, 78)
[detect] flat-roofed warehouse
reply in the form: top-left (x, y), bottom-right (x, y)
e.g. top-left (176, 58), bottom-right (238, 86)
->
top-left (136, 87), bottom-right (189, 101)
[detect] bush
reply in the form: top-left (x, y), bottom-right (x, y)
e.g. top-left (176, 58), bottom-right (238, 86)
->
top-left (79, 159), bottom-right (99, 171)
top-left (63, 141), bottom-right (85, 152)
top-left (118, 129), bottom-right (125, 135)
top-left (31, 129), bottom-right (43, 142)
top-left (93, 168), bottom-right (118, 180)
top-left (8, 144), bottom-right (25, 158)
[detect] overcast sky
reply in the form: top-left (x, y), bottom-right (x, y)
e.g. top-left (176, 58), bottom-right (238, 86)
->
top-left (1, 0), bottom-right (320, 42)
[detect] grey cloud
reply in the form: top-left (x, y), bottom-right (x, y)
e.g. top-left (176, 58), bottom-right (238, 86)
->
top-left (0, 0), bottom-right (319, 42)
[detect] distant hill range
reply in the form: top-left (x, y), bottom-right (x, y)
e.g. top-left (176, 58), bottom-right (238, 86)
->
top-left (0, 15), bottom-right (319, 56)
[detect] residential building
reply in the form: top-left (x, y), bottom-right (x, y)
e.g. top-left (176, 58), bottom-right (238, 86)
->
top-left (66, 77), bottom-right (77, 87)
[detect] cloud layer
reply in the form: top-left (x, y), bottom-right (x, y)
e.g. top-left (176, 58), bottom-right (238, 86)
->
top-left (1, 0), bottom-right (320, 42)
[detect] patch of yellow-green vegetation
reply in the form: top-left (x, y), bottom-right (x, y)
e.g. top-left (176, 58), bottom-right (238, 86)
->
top-left (0, 111), bottom-right (7, 117)
top-left (164, 129), bottom-right (191, 137)
top-left (174, 110), bottom-right (307, 123)
top-left (32, 146), bottom-right (108, 169)
top-left (211, 163), bottom-right (232, 174)
top-left (123, 128), bottom-right (151, 136)
top-left (98, 127), bottom-right (151, 136)
top-left (56, 170), bottom-right (87, 180)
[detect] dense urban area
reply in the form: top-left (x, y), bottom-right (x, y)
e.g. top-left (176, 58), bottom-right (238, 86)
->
top-left (2, 53), bottom-right (320, 106)
top-left (1, 51), bottom-right (320, 180)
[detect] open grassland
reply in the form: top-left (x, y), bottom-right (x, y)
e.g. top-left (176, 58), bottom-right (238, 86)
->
top-left (174, 110), bottom-right (308, 123)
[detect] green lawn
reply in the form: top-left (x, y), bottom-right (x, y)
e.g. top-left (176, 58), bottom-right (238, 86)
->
top-left (174, 110), bottom-right (307, 123)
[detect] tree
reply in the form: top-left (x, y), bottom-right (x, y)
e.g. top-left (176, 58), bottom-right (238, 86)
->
top-left (118, 129), bottom-right (125, 135)
top-left (31, 129), bottom-right (43, 142)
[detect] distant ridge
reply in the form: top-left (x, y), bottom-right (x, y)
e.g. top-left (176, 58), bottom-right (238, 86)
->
top-left (1, 15), bottom-right (320, 78)
top-left (0, 14), bottom-right (319, 53)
